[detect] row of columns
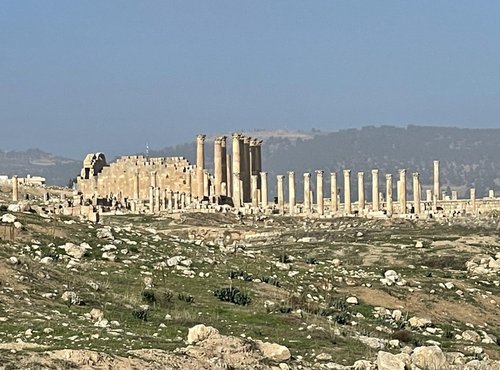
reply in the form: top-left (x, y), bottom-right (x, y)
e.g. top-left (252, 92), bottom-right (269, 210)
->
top-left (272, 168), bottom-right (440, 216)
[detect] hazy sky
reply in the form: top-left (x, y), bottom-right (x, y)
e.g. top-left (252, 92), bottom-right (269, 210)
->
top-left (1, 1), bottom-right (500, 159)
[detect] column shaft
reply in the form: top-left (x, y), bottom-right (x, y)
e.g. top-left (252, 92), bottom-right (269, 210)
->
top-left (372, 169), bottom-right (379, 211)
top-left (358, 172), bottom-right (365, 211)
top-left (413, 172), bottom-right (421, 214)
top-left (288, 171), bottom-right (296, 214)
top-left (316, 170), bottom-right (324, 215)
top-left (260, 172), bottom-right (268, 207)
top-left (399, 169), bottom-right (406, 214)
top-left (343, 170), bottom-right (351, 214)
top-left (433, 160), bottom-right (440, 201)
top-left (303, 173), bottom-right (311, 212)
top-left (386, 174), bottom-right (393, 216)
top-left (330, 172), bottom-right (338, 213)
top-left (196, 134), bottom-right (206, 198)
top-left (277, 175), bottom-right (285, 213)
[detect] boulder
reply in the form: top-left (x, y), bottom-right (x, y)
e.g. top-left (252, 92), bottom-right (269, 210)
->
top-left (411, 346), bottom-right (447, 370)
top-left (256, 341), bottom-right (291, 362)
top-left (376, 351), bottom-right (405, 370)
top-left (187, 324), bottom-right (219, 344)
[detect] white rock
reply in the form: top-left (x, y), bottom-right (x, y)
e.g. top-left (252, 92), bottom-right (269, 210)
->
top-left (256, 341), bottom-right (291, 362)
top-left (8, 256), bottom-right (19, 265)
top-left (187, 324), bottom-right (219, 344)
top-left (415, 241), bottom-right (424, 248)
top-left (1, 213), bottom-right (17, 223)
top-left (346, 297), bottom-right (358, 305)
top-left (462, 330), bottom-right (481, 343)
top-left (411, 346), bottom-right (446, 370)
top-left (376, 351), bottom-right (405, 370)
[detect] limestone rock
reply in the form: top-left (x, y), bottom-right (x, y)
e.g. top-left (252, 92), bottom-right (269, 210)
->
top-left (462, 330), bottom-right (481, 343)
top-left (256, 341), bottom-right (291, 362)
top-left (376, 351), bottom-right (405, 370)
top-left (346, 296), bottom-right (358, 305)
top-left (408, 316), bottom-right (432, 329)
top-left (187, 324), bottom-right (219, 344)
top-left (411, 345), bottom-right (447, 370)
top-left (1, 213), bottom-right (16, 223)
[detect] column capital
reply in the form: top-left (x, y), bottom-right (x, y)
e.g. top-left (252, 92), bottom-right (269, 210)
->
top-left (399, 169), bottom-right (406, 175)
top-left (243, 136), bottom-right (251, 144)
top-left (413, 172), bottom-right (419, 178)
top-left (303, 172), bottom-right (311, 178)
top-left (433, 160), bottom-right (439, 165)
top-left (372, 169), bottom-right (379, 174)
top-left (386, 173), bottom-right (392, 179)
top-left (277, 175), bottom-right (285, 181)
top-left (288, 171), bottom-right (295, 176)
top-left (250, 138), bottom-right (259, 146)
top-left (316, 170), bottom-right (324, 176)
top-left (358, 171), bottom-right (364, 177)
top-left (196, 134), bottom-right (206, 143)
top-left (343, 169), bottom-right (351, 175)
top-left (260, 171), bottom-right (268, 177)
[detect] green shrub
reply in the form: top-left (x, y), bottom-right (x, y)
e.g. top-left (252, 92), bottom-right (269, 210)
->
top-left (142, 290), bottom-right (156, 305)
top-left (229, 270), bottom-right (253, 281)
top-left (214, 287), bottom-right (251, 306)
top-left (132, 308), bottom-right (148, 321)
top-left (178, 292), bottom-right (194, 303)
top-left (261, 275), bottom-right (281, 287)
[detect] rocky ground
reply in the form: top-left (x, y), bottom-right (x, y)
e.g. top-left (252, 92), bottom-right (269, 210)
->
top-left (0, 187), bottom-right (499, 369)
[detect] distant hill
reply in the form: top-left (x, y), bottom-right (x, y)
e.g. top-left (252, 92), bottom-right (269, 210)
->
top-left (0, 149), bottom-right (80, 186)
top-left (152, 125), bottom-right (500, 198)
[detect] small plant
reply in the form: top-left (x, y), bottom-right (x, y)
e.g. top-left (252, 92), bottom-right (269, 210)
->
top-left (267, 304), bottom-right (292, 314)
top-left (305, 256), bottom-right (318, 265)
top-left (442, 324), bottom-right (454, 339)
top-left (261, 275), bottom-right (281, 287)
top-left (229, 270), bottom-right (253, 281)
top-left (214, 287), bottom-right (251, 306)
top-left (132, 308), bottom-right (148, 321)
top-left (392, 329), bottom-right (413, 343)
top-left (334, 312), bottom-right (349, 325)
top-left (142, 289), bottom-right (156, 305)
top-left (178, 292), bottom-right (194, 303)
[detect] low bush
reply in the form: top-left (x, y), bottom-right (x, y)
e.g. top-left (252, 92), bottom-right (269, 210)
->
top-left (214, 287), bottom-right (251, 306)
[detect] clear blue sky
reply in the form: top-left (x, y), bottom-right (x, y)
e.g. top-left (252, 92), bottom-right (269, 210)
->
top-left (1, 1), bottom-right (499, 159)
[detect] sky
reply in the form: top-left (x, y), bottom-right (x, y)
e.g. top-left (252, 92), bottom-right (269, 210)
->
top-left (1, 1), bottom-right (500, 159)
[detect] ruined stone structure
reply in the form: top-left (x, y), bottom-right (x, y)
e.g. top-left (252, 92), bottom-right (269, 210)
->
top-left (73, 135), bottom-right (500, 218)
top-left (77, 134), bottom-right (263, 213)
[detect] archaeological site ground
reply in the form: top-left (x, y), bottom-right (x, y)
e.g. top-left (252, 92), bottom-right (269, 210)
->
top-left (0, 132), bottom-right (499, 370)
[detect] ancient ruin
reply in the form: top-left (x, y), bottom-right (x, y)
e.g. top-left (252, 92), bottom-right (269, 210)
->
top-left (71, 134), bottom-right (500, 220)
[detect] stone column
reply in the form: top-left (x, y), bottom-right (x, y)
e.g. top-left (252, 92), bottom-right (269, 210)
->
top-left (426, 189), bottom-right (432, 202)
top-left (260, 172), bottom-right (268, 208)
top-left (412, 172), bottom-right (421, 214)
top-left (277, 175), bottom-right (285, 213)
top-left (155, 187), bottom-right (161, 213)
top-left (399, 169), bottom-right (406, 214)
top-left (186, 171), bottom-right (193, 201)
top-left (133, 171), bottom-right (140, 200)
top-left (242, 136), bottom-right (251, 202)
top-left (232, 134), bottom-right (241, 207)
top-left (433, 160), bottom-right (440, 201)
top-left (220, 136), bottom-right (227, 195)
top-left (288, 171), bottom-right (296, 215)
top-left (452, 191), bottom-right (458, 201)
top-left (203, 170), bottom-right (209, 197)
top-left (357, 172), bottom-right (365, 211)
top-left (196, 134), bottom-right (206, 198)
top-left (316, 170), bottom-right (324, 216)
top-left (470, 188), bottom-right (476, 214)
top-left (303, 173), bottom-right (311, 212)
top-left (163, 189), bottom-right (168, 211)
top-left (12, 175), bottom-right (19, 202)
top-left (372, 169), bottom-right (379, 211)
top-left (214, 137), bottom-right (223, 196)
top-left (226, 153), bottom-right (232, 197)
top-left (386, 174), bottom-right (393, 216)
top-left (343, 170), bottom-right (351, 215)
top-left (149, 186), bottom-right (154, 213)
top-left (251, 175), bottom-right (259, 207)
top-left (330, 172), bottom-right (338, 213)
top-left (255, 140), bottom-right (263, 189)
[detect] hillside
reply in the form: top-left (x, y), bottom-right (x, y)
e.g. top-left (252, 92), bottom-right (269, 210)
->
top-left (0, 149), bottom-right (81, 186)
top-left (153, 125), bottom-right (500, 198)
